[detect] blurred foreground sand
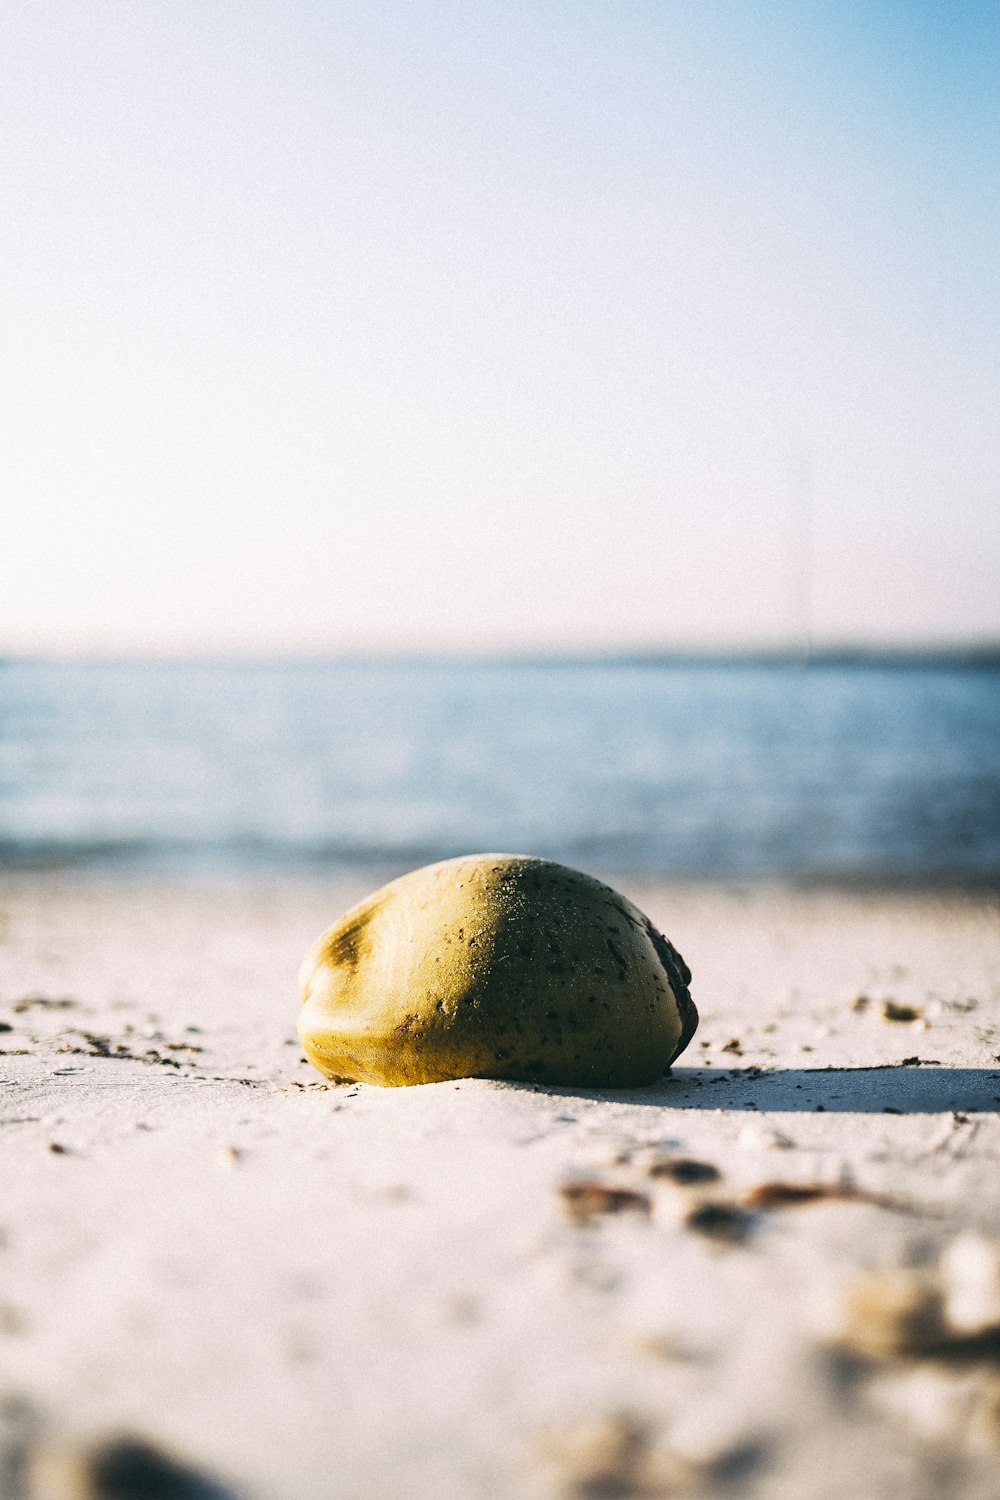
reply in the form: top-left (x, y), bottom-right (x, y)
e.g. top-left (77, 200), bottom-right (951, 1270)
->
top-left (1, 874), bottom-right (999, 1499)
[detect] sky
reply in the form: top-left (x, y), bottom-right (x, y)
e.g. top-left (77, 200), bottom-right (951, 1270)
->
top-left (2, 1), bottom-right (998, 655)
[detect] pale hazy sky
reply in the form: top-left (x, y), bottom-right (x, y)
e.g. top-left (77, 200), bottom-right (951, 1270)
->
top-left (3, 1), bottom-right (998, 654)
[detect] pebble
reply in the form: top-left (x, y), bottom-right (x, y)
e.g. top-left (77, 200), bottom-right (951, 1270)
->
top-left (831, 1270), bottom-right (946, 1358)
top-left (26, 1434), bottom-right (233, 1499)
top-left (646, 1156), bottom-right (720, 1185)
top-left (881, 1001), bottom-right (924, 1024)
top-left (538, 1412), bottom-right (705, 1497)
top-left (829, 1236), bottom-right (1000, 1362)
top-left (558, 1181), bottom-right (652, 1223)
top-left (684, 1202), bottom-right (753, 1246)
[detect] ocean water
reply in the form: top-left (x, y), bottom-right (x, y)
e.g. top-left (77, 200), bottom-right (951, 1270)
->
top-left (1, 658), bottom-right (998, 885)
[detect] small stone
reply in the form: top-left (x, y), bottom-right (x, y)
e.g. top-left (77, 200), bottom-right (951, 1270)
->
top-left (26, 1434), bottom-right (231, 1499)
top-left (668, 1412), bottom-right (768, 1482)
top-left (13, 995), bottom-right (76, 1014)
top-left (684, 1202), bottom-right (752, 1245)
top-left (541, 1411), bottom-right (647, 1493)
top-left (539, 1412), bottom-right (697, 1498)
top-left (832, 1270), bottom-right (946, 1359)
top-left (881, 1000), bottom-right (923, 1023)
top-left (646, 1156), bottom-right (720, 1185)
top-left (558, 1181), bottom-right (652, 1223)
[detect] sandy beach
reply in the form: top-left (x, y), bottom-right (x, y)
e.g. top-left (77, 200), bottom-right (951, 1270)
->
top-left (1, 872), bottom-right (999, 1499)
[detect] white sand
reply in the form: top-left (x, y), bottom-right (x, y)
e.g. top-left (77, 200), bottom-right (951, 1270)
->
top-left (1, 873), bottom-right (999, 1498)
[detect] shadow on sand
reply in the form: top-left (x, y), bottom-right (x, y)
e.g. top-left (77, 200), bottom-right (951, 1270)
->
top-left (529, 1065), bottom-right (1000, 1114)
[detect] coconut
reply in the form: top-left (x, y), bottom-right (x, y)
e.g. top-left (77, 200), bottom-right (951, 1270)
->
top-left (298, 854), bottom-right (697, 1087)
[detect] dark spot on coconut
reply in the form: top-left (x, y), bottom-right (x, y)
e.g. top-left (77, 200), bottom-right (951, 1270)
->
top-left (325, 907), bottom-right (377, 977)
top-left (606, 937), bottom-right (628, 971)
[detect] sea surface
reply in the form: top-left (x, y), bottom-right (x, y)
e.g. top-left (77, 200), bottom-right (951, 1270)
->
top-left (1, 658), bottom-right (998, 885)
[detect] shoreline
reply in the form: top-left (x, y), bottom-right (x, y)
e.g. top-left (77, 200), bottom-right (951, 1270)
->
top-left (5, 859), bottom-right (1000, 895)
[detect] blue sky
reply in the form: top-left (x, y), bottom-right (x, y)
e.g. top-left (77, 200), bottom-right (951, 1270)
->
top-left (3, 1), bottom-right (998, 653)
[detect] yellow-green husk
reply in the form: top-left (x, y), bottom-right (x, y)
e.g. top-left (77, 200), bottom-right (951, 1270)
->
top-left (298, 853), bottom-right (697, 1087)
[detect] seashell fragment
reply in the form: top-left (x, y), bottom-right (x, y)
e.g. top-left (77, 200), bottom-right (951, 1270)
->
top-left (297, 854), bottom-right (697, 1087)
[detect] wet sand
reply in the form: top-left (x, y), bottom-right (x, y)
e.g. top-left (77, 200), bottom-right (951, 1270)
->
top-left (1, 873), bottom-right (999, 1498)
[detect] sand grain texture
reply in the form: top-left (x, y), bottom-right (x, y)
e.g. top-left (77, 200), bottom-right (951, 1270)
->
top-left (1, 874), bottom-right (999, 1499)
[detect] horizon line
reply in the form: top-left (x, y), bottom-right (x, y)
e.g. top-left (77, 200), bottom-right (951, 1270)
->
top-left (4, 641), bottom-right (1000, 669)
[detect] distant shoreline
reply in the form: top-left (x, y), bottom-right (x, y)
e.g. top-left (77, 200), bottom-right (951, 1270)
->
top-left (3, 644), bottom-right (1000, 669)
top-left (3, 855), bottom-right (999, 896)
